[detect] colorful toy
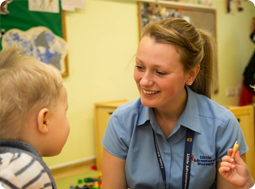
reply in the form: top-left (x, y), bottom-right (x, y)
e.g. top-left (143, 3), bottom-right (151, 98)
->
top-left (91, 165), bottom-right (97, 170)
top-left (72, 173), bottom-right (102, 189)
top-left (84, 178), bottom-right (94, 183)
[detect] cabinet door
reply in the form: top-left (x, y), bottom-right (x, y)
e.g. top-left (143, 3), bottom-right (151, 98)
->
top-left (236, 115), bottom-right (255, 178)
top-left (95, 107), bottom-right (117, 171)
top-left (228, 106), bottom-right (255, 179)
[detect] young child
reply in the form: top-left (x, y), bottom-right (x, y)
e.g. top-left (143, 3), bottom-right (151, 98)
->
top-left (219, 148), bottom-right (255, 189)
top-left (0, 47), bottom-right (70, 189)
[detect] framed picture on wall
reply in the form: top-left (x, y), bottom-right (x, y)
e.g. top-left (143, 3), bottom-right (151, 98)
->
top-left (0, 0), bottom-right (69, 77)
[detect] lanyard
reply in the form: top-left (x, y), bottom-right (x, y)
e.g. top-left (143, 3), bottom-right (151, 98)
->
top-left (152, 127), bottom-right (194, 189)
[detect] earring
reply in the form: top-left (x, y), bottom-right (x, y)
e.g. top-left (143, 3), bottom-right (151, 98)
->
top-left (188, 82), bottom-right (192, 86)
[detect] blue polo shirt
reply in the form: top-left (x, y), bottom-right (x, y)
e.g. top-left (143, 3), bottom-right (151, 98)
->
top-left (102, 86), bottom-right (248, 189)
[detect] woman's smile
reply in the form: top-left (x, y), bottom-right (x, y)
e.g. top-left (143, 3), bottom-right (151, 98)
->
top-left (142, 89), bottom-right (160, 95)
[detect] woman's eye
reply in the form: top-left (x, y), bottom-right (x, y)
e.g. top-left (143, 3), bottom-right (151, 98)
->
top-left (135, 65), bottom-right (143, 70)
top-left (156, 71), bottom-right (166, 75)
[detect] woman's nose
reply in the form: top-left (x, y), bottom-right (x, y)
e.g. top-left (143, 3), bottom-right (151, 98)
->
top-left (140, 71), bottom-right (154, 86)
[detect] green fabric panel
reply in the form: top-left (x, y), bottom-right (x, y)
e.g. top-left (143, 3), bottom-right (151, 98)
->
top-left (0, 0), bottom-right (63, 50)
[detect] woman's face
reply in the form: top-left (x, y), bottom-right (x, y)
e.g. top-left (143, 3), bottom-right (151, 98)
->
top-left (134, 36), bottom-right (191, 109)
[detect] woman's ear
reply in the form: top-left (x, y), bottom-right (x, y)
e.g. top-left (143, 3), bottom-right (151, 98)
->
top-left (186, 65), bottom-right (200, 86)
top-left (37, 108), bottom-right (50, 134)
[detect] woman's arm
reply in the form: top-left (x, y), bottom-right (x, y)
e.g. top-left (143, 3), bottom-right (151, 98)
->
top-left (102, 148), bottom-right (127, 189)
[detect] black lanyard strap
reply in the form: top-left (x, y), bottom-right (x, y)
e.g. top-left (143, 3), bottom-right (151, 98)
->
top-left (182, 128), bottom-right (194, 189)
top-left (152, 127), bottom-right (195, 189)
top-left (152, 130), bottom-right (167, 189)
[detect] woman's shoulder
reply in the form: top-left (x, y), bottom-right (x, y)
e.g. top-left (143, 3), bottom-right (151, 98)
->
top-left (192, 91), bottom-right (236, 123)
top-left (108, 98), bottom-right (148, 132)
top-left (113, 98), bottom-right (144, 117)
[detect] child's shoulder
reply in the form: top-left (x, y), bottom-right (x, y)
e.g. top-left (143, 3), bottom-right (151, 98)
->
top-left (0, 140), bottom-right (41, 157)
top-left (0, 140), bottom-right (55, 189)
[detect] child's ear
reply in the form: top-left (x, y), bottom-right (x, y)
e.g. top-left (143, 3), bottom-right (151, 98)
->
top-left (37, 108), bottom-right (50, 134)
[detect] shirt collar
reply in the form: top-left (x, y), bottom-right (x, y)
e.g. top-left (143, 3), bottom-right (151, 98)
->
top-left (0, 140), bottom-right (42, 158)
top-left (179, 86), bottom-right (201, 134)
top-left (137, 101), bottom-right (150, 126)
top-left (136, 86), bottom-right (201, 134)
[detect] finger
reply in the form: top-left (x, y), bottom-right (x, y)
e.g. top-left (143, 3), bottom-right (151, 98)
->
top-left (219, 166), bottom-right (233, 179)
top-left (222, 155), bottom-right (234, 163)
top-left (219, 166), bottom-right (231, 174)
top-left (234, 151), bottom-right (244, 165)
top-left (227, 149), bottom-right (234, 157)
top-left (220, 161), bottom-right (235, 169)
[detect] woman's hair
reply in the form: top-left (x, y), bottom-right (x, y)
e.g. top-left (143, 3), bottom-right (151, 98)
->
top-left (142, 18), bottom-right (216, 98)
top-left (0, 47), bottom-right (63, 140)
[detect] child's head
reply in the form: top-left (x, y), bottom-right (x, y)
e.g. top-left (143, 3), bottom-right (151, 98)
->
top-left (0, 47), bottom-right (69, 156)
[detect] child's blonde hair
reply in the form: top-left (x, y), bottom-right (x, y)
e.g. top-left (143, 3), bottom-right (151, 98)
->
top-left (0, 47), bottom-right (63, 140)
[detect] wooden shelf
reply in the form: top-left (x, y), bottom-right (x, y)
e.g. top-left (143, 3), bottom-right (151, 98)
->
top-left (122, 0), bottom-right (216, 12)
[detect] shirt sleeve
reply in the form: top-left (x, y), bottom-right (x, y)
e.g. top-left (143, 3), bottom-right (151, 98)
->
top-left (102, 109), bottom-right (129, 160)
top-left (215, 111), bottom-right (249, 162)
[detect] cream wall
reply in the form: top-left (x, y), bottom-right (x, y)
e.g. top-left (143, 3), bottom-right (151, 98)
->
top-left (44, 0), bottom-right (140, 167)
top-left (44, 0), bottom-right (255, 168)
top-left (213, 0), bottom-right (255, 105)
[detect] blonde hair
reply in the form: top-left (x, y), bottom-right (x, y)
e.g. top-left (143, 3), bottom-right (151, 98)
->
top-left (142, 18), bottom-right (215, 98)
top-left (0, 47), bottom-right (63, 140)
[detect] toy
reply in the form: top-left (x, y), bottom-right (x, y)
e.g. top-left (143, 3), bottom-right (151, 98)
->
top-left (72, 173), bottom-right (102, 189)
top-left (84, 178), bottom-right (94, 183)
top-left (91, 165), bottom-right (97, 170)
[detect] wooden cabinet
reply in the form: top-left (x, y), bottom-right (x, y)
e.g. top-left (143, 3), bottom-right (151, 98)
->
top-left (94, 100), bottom-right (128, 171)
top-left (227, 105), bottom-right (255, 179)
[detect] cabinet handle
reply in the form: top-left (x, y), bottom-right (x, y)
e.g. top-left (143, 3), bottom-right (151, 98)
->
top-left (109, 112), bottom-right (113, 115)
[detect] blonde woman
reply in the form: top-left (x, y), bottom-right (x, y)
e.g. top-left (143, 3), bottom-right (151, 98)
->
top-left (102, 18), bottom-right (248, 189)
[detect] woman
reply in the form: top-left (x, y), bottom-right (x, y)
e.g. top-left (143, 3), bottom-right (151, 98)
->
top-left (102, 18), bottom-right (248, 189)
